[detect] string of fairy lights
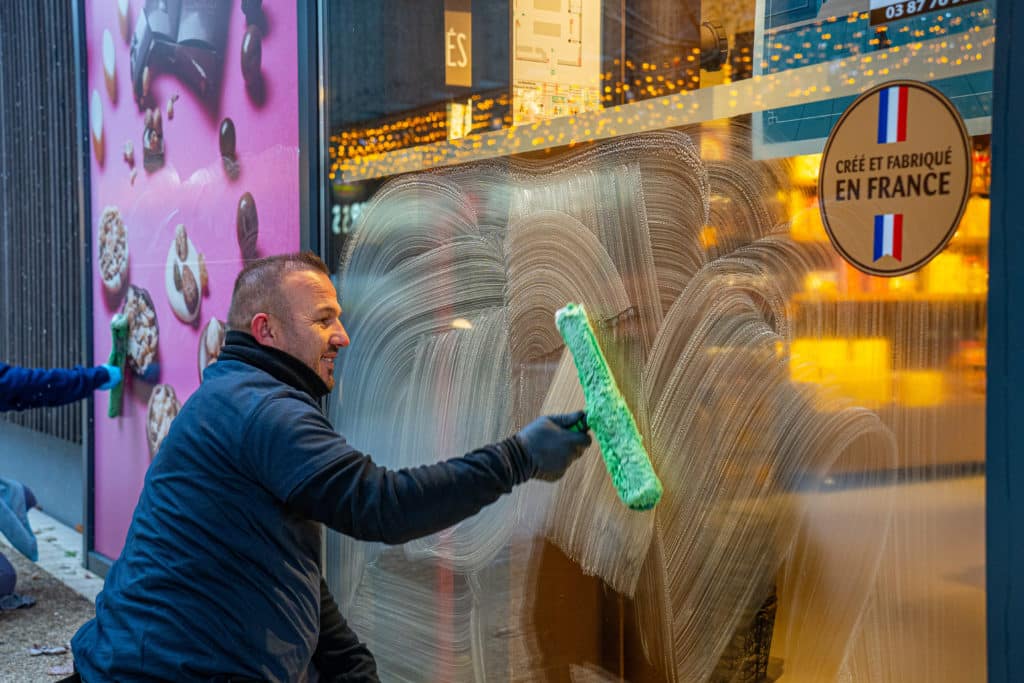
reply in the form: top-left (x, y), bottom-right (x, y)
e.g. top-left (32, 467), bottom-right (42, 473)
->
top-left (326, 6), bottom-right (991, 184)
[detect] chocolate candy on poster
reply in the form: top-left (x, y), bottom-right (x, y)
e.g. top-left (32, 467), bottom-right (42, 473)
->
top-left (90, 90), bottom-right (105, 167)
top-left (122, 284), bottom-right (161, 383)
top-left (198, 317), bottom-right (227, 380)
top-left (237, 192), bottom-right (259, 260)
top-left (219, 117), bottom-right (239, 177)
top-left (98, 206), bottom-right (129, 294)
top-left (172, 44), bottom-right (220, 99)
top-left (241, 25), bottom-right (263, 88)
top-left (147, 383), bottom-right (180, 457)
top-left (242, 0), bottom-right (268, 35)
top-left (166, 224), bottom-right (209, 324)
top-left (117, 0), bottom-right (132, 43)
top-left (219, 118), bottom-right (236, 160)
top-left (174, 222), bottom-right (189, 261)
top-left (180, 265), bottom-right (199, 317)
top-left (142, 107), bottom-right (165, 172)
top-left (102, 29), bottom-right (118, 104)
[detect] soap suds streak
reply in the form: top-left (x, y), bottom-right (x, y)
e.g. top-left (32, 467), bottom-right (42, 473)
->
top-left (325, 127), bottom-right (975, 681)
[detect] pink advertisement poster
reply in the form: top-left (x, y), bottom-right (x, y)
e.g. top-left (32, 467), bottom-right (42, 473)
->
top-left (84, 0), bottom-right (300, 559)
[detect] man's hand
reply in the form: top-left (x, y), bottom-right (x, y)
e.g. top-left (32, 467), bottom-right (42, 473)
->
top-left (99, 364), bottom-right (122, 391)
top-left (515, 411), bottom-right (592, 481)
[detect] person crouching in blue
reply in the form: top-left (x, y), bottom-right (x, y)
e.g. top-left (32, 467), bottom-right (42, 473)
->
top-left (0, 360), bottom-right (121, 609)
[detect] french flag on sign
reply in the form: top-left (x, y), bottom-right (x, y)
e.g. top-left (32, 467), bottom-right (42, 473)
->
top-left (874, 213), bottom-right (903, 261)
top-left (877, 85), bottom-right (908, 144)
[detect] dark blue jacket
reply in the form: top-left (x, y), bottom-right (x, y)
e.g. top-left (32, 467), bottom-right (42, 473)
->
top-left (0, 362), bottom-right (109, 412)
top-left (70, 332), bottom-right (534, 682)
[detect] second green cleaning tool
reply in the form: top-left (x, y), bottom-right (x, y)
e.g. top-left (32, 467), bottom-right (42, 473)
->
top-left (555, 302), bottom-right (663, 511)
top-left (107, 313), bottom-right (128, 418)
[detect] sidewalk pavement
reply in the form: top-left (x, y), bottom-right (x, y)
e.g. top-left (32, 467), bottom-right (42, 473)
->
top-left (1, 509), bottom-right (104, 681)
top-left (17, 509), bottom-right (104, 603)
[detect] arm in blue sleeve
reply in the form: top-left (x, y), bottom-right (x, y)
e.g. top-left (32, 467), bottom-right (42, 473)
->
top-left (0, 362), bottom-right (109, 412)
top-left (271, 409), bottom-right (535, 545)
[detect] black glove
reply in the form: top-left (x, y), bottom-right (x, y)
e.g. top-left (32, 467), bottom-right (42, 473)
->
top-left (515, 411), bottom-right (592, 482)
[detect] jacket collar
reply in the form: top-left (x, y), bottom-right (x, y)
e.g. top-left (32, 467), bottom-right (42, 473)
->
top-left (218, 331), bottom-right (330, 400)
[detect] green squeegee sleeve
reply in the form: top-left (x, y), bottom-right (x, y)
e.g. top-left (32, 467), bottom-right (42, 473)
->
top-left (555, 303), bottom-right (662, 510)
top-left (107, 314), bottom-right (128, 418)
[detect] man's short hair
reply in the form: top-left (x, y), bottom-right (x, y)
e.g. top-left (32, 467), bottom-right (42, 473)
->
top-left (227, 251), bottom-right (330, 331)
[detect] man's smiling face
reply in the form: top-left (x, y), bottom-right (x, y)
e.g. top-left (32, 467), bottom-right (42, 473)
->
top-left (273, 269), bottom-right (349, 389)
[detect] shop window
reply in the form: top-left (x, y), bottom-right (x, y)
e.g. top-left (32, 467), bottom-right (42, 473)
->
top-left (321, 2), bottom-right (992, 680)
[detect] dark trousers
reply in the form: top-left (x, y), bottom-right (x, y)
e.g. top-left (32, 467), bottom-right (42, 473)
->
top-left (55, 675), bottom-right (266, 679)
top-left (57, 668), bottom-right (263, 682)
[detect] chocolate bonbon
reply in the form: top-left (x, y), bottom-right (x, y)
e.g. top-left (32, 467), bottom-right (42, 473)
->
top-left (240, 25), bottom-right (263, 88)
top-left (241, 0), bottom-right (267, 35)
top-left (219, 118), bottom-right (236, 160)
top-left (219, 117), bottom-right (238, 176)
top-left (198, 317), bottom-right (227, 380)
top-left (174, 222), bottom-right (189, 261)
top-left (237, 192), bottom-right (259, 260)
top-left (142, 107), bottom-right (164, 172)
top-left (122, 285), bottom-right (160, 381)
top-left (90, 90), bottom-right (105, 166)
top-left (117, 0), bottom-right (132, 43)
top-left (98, 206), bottom-right (128, 294)
top-left (147, 383), bottom-right (180, 457)
top-left (180, 265), bottom-right (199, 317)
top-left (103, 29), bottom-right (117, 104)
top-left (166, 224), bottom-right (208, 324)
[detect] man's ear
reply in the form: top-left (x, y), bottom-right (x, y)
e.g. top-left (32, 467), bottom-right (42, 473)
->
top-left (250, 312), bottom-right (276, 347)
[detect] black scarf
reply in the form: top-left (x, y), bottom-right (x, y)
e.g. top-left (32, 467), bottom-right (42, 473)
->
top-left (218, 331), bottom-right (330, 400)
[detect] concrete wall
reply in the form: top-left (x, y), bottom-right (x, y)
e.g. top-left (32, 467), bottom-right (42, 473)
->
top-left (0, 421), bottom-right (81, 529)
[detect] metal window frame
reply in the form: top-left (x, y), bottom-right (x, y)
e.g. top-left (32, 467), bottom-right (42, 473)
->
top-left (69, 0), bottom-right (1023, 673)
top-left (70, 0), bottom-right (108, 576)
top-left (299, 0), bottom-right (323, 255)
top-left (986, 2), bottom-right (1024, 680)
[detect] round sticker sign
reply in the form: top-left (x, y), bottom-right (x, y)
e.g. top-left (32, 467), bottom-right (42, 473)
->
top-left (818, 80), bottom-right (972, 277)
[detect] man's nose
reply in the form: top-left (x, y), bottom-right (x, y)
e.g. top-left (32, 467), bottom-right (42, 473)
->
top-left (333, 321), bottom-right (350, 348)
